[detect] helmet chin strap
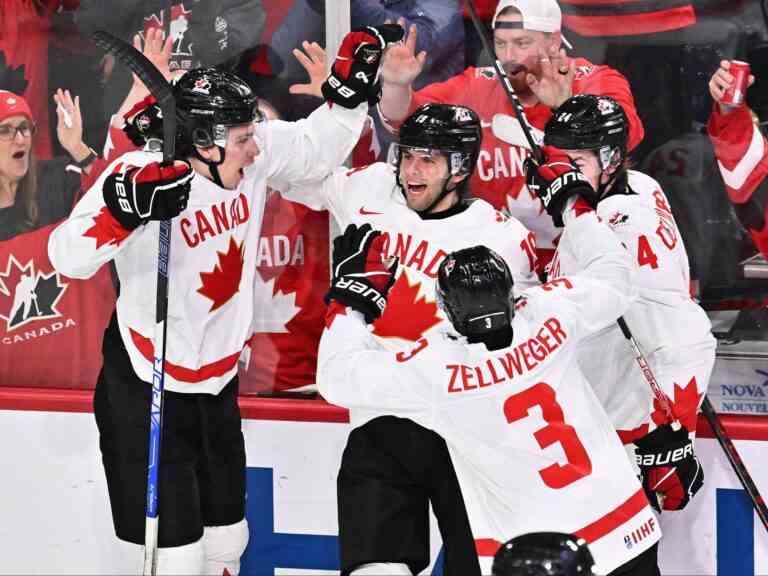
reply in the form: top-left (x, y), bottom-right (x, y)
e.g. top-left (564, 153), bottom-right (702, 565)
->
top-left (418, 174), bottom-right (461, 215)
top-left (194, 145), bottom-right (227, 188)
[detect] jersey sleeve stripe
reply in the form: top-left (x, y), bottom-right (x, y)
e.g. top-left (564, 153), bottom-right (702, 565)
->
top-left (717, 124), bottom-right (765, 192)
top-left (573, 488), bottom-right (649, 543)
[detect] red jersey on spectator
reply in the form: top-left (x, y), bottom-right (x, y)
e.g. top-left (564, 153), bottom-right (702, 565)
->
top-left (708, 104), bottom-right (768, 258)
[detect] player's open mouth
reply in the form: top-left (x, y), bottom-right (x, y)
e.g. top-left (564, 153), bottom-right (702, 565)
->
top-left (12, 150), bottom-right (25, 160)
top-left (408, 183), bottom-right (427, 195)
top-left (507, 63), bottom-right (527, 75)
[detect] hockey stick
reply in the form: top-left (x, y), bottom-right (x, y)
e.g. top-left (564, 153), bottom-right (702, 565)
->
top-left (462, 0), bottom-right (543, 162)
top-left (702, 396), bottom-right (768, 532)
top-left (616, 318), bottom-right (678, 424)
top-left (92, 31), bottom-right (176, 575)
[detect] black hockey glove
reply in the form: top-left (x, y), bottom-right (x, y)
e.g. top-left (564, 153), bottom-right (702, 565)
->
top-left (325, 223), bottom-right (398, 323)
top-left (103, 161), bottom-right (193, 230)
top-left (524, 146), bottom-right (595, 227)
top-left (634, 423), bottom-right (704, 512)
top-left (321, 24), bottom-right (404, 109)
top-left (122, 95), bottom-right (164, 147)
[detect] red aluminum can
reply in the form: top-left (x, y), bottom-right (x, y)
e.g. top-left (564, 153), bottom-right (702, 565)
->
top-left (722, 60), bottom-right (751, 106)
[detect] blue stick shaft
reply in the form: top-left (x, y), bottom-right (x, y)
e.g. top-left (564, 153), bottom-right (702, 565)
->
top-left (143, 219), bottom-right (172, 574)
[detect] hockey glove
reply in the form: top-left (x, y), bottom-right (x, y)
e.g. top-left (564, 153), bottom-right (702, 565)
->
top-left (122, 95), bottom-right (164, 147)
top-left (321, 24), bottom-right (405, 109)
top-left (325, 223), bottom-right (398, 323)
top-left (634, 423), bottom-right (704, 512)
top-left (524, 146), bottom-right (595, 227)
top-left (103, 161), bottom-right (193, 230)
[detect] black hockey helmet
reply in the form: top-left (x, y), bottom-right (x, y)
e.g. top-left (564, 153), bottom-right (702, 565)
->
top-left (174, 67), bottom-right (261, 155)
top-left (544, 94), bottom-right (628, 172)
top-left (394, 103), bottom-right (482, 177)
top-left (436, 245), bottom-right (514, 349)
top-left (492, 532), bottom-right (595, 576)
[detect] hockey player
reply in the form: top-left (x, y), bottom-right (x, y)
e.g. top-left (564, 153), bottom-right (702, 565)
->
top-left (539, 95), bottom-right (714, 515)
top-left (282, 102), bottom-right (538, 576)
top-left (47, 25), bottom-right (402, 575)
top-left (316, 149), bottom-right (661, 574)
top-left (492, 532), bottom-right (595, 576)
top-left (377, 0), bottom-right (644, 266)
top-left (707, 60), bottom-right (768, 258)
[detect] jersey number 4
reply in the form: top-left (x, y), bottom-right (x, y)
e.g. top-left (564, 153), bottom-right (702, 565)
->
top-left (637, 234), bottom-right (659, 269)
top-left (504, 382), bottom-right (593, 489)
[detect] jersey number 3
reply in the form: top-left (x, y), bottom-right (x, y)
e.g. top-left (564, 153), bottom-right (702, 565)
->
top-left (504, 382), bottom-right (593, 489)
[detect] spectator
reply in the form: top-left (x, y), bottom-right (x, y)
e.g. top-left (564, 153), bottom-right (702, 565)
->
top-left (378, 0), bottom-right (644, 266)
top-left (708, 59), bottom-right (768, 259)
top-left (0, 87), bottom-right (113, 389)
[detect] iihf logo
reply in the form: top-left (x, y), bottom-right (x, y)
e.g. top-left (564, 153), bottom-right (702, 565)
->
top-left (0, 255), bottom-right (67, 331)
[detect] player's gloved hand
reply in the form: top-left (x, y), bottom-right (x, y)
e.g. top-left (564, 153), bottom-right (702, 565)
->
top-left (322, 24), bottom-right (405, 109)
top-left (325, 223), bottom-right (398, 323)
top-left (122, 94), bottom-right (164, 147)
top-left (524, 146), bottom-right (594, 227)
top-left (634, 423), bottom-right (704, 512)
top-left (103, 160), bottom-right (193, 230)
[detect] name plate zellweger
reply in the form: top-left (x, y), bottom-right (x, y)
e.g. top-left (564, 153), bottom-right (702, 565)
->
top-left (708, 340), bottom-right (768, 415)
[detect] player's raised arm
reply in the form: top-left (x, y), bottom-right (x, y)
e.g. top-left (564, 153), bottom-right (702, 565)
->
top-left (263, 25), bottom-right (404, 191)
top-left (524, 145), bottom-right (636, 338)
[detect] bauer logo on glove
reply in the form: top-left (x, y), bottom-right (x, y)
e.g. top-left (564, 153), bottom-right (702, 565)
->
top-left (103, 160), bottom-right (193, 230)
top-left (634, 423), bottom-right (704, 512)
top-left (325, 223), bottom-right (398, 323)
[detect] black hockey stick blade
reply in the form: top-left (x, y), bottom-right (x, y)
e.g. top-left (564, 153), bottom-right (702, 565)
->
top-left (701, 396), bottom-right (768, 533)
top-left (462, 0), bottom-right (543, 162)
top-left (92, 30), bottom-right (176, 162)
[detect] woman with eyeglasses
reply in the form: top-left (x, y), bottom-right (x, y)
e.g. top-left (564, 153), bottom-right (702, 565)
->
top-left (0, 88), bottom-right (115, 391)
top-left (0, 89), bottom-right (100, 241)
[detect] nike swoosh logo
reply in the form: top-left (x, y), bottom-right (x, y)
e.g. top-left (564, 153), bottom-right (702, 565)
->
top-left (480, 121), bottom-right (492, 128)
top-left (359, 207), bottom-right (383, 216)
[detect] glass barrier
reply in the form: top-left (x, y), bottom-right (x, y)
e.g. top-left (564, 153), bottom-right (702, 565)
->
top-left (0, 0), bottom-right (766, 416)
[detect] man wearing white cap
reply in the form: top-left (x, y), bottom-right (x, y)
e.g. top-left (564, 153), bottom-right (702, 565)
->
top-left (379, 0), bottom-right (644, 268)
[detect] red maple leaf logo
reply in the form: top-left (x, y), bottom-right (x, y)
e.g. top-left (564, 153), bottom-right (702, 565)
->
top-left (83, 207), bottom-right (132, 249)
top-left (372, 271), bottom-right (441, 341)
top-left (650, 376), bottom-right (703, 432)
top-left (197, 237), bottom-right (245, 312)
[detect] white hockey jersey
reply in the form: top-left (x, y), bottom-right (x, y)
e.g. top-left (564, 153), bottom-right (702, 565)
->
top-left (550, 171), bottom-right (716, 442)
top-left (317, 209), bottom-right (659, 575)
top-left (48, 102), bottom-right (367, 394)
top-left (283, 162), bottom-right (540, 424)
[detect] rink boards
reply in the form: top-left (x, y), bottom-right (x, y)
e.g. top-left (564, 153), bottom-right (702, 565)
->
top-left (0, 390), bottom-right (767, 575)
